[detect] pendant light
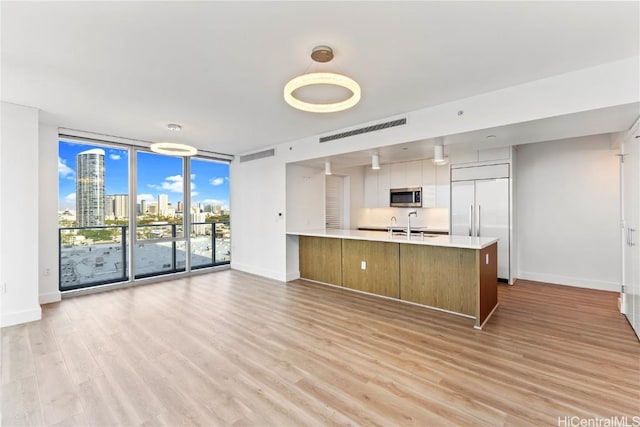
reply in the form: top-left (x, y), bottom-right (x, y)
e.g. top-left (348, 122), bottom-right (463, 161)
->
top-left (284, 46), bottom-right (361, 113)
top-left (371, 153), bottom-right (380, 170)
top-left (433, 141), bottom-right (448, 165)
top-left (150, 123), bottom-right (198, 157)
top-left (325, 161), bottom-right (333, 175)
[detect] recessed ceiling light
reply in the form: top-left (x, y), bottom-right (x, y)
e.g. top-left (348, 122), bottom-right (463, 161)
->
top-left (486, 134), bottom-right (497, 139)
top-left (167, 123), bottom-right (182, 132)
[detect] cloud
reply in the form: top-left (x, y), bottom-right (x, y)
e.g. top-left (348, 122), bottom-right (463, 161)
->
top-left (209, 177), bottom-right (226, 186)
top-left (58, 157), bottom-right (74, 179)
top-left (137, 193), bottom-right (156, 202)
top-left (109, 154), bottom-right (121, 160)
top-left (149, 175), bottom-right (195, 193)
top-left (202, 199), bottom-right (226, 206)
top-left (64, 192), bottom-right (76, 202)
top-left (191, 191), bottom-right (199, 197)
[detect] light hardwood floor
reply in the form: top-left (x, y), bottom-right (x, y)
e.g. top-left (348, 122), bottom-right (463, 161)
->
top-left (2, 271), bottom-right (639, 426)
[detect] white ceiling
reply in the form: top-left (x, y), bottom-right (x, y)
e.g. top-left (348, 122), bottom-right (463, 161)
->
top-left (2, 1), bottom-right (639, 156)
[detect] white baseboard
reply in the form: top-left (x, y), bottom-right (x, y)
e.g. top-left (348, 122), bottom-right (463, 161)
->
top-left (39, 291), bottom-right (61, 305)
top-left (1, 306), bottom-right (42, 328)
top-left (286, 271), bottom-right (300, 282)
top-left (231, 262), bottom-right (287, 282)
top-left (517, 271), bottom-right (620, 292)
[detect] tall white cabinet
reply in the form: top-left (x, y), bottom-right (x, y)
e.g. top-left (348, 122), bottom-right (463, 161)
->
top-left (622, 121), bottom-right (640, 339)
top-left (451, 163), bottom-right (511, 282)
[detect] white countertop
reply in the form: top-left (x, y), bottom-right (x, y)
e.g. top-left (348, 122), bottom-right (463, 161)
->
top-left (287, 229), bottom-right (498, 249)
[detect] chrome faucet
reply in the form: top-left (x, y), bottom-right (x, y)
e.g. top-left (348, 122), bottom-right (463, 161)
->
top-left (389, 216), bottom-right (397, 237)
top-left (407, 210), bottom-right (417, 239)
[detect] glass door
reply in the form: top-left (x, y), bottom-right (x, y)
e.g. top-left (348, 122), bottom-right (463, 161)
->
top-left (134, 151), bottom-right (186, 278)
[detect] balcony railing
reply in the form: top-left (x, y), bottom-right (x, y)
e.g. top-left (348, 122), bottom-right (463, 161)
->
top-left (59, 222), bottom-right (230, 291)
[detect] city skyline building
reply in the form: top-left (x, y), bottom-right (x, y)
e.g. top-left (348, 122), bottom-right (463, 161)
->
top-left (76, 148), bottom-right (105, 227)
top-left (158, 194), bottom-right (169, 216)
top-left (113, 194), bottom-right (128, 219)
top-left (105, 195), bottom-right (115, 218)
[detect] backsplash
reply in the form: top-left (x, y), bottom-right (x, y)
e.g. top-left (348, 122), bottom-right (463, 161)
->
top-left (356, 207), bottom-right (449, 230)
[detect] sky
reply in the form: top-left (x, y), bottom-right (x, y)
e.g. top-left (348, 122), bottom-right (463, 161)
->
top-left (58, 140), bottom-right (230, 212)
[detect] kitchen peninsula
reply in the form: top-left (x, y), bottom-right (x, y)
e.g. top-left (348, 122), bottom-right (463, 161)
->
top-left (287, 229), bottom-right (499, 329)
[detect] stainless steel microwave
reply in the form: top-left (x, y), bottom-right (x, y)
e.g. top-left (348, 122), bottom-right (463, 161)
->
top-left (390, 187), bottom-right (422, 207)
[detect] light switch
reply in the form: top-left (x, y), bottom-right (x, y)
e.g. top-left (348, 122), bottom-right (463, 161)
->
top-left (361, 260), bottom-right (367, 270)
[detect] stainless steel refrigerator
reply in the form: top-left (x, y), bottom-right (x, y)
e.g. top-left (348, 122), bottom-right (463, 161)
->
top-left (451, 176), bottom-right (510, 281)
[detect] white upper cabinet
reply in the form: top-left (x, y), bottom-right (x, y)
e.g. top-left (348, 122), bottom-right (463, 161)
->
top-left (364, 159), bottom-right (447, 209)
top-left (435, 163), bottom-right (450, 208)
top-left (421, 160), bottom-right (436, 208)
top-left (422, 160), bottom-right (449, 208)
top-left (363, 167), bottom-right (379, 208)
top-left (405, 161), bottom-right (422, 188)
top-left (363, 164), bottom-right (391, 208)
top-left (390, 161), bottom-right (421, 189)
top-left (377, 165), bottom-right (391, 207)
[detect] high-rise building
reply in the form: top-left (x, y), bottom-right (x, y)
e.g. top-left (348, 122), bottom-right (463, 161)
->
top-left (176, 201), bottom-right (183, 213)
top-left (105, 195), bottom-right (115, 219)
top-left (76, 148), bottom-right (105, 227)
top-left (191, 212), bottom-right (207, 235)
top-left (140, 199), bottom-right (147, 215)
top-left (113, 194), bottom-right (128, 219)
top-left (158, 194), bottom-right (169, 216)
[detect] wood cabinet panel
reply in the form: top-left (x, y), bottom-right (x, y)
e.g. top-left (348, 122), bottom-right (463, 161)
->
top-left (478, 242), bottom-right (498, 325)
top-left (399, 244), bottom-right (477, 316)
top-left (342, 240), bottom-right (399, 298)
top-left (299, 236), bottom-right (342, 286)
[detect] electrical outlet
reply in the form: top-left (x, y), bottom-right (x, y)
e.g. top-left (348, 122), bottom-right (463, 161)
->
top-left (44, 268), bottom-right (51, 277)
top-left (361, 261), bottom-right (367, 270)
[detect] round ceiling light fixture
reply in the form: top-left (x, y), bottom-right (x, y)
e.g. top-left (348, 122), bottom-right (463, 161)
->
top-left (150, 142), bottom-right (198, 157)
top-left (284, 46), bottom-right (361, 113)
top-left (167, 123), bottom-right (182, 132)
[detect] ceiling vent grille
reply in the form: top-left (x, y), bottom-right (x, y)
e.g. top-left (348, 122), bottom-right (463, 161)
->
top-left (319, 117), bottom-right (407, 143)
top-left (239, 148), bottom-right (275, 163)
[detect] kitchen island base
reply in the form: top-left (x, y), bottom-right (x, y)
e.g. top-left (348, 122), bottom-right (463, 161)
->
top-left (292, 231), bottom-right (499, 329)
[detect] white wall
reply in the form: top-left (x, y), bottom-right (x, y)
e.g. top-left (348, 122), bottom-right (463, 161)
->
top-left (231, 59), bottom-right (638, 283)
top-left (356, 207), bottom-right (449, 230)
top-left (1, 102), bottom-right (42, 326)
top-left (230, 153), bottom-right (287, 281)
top-left (285, 164), bottom-right (325, 231)
top-left (39, 124), bottom-right (61, 304)
top-left (516, 134), bottom-right (621, 291)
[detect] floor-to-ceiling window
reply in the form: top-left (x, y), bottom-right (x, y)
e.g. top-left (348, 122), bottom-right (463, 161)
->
top-left (189, 157), bottom-right (231, 269)
top-left (58, 136), bottom-right (230, 291)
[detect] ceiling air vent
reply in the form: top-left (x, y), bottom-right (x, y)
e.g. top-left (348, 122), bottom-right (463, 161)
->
top-left (319, 117), bottom-right (407, 143)
top-left (239, 148), bottom-right (275, 163)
